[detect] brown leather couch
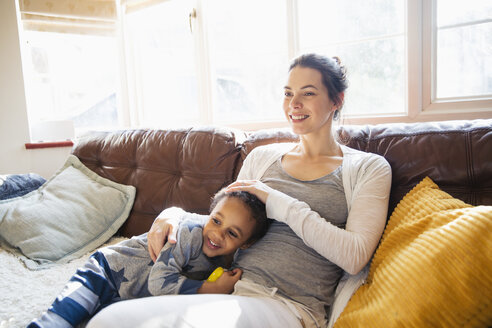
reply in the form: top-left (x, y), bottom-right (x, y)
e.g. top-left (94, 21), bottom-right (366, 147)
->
top-left (72, 119), bottom-right (492, 238)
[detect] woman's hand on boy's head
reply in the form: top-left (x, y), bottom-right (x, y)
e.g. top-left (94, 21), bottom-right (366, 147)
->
top-left (148, 216), bottom-right (179, 262)
top-left (225, 180), bottom-right (271, 204)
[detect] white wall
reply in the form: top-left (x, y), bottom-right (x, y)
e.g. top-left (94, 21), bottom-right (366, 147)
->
top-left (0, 1), bottom-right (70, 179)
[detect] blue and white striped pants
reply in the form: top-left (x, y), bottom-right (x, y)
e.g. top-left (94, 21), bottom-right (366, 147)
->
top-left (28, 252), bottom-right (120, 328)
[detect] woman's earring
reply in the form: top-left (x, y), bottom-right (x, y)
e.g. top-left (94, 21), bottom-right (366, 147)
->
top-left (333, 109), bottom-right (340, 121)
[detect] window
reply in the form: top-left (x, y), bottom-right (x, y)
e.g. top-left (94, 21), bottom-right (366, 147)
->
top-left (124, 1), bottom-right (200, 129)
top-left (126, 0), bottom-right (408, 127)
top-left (18, 0), bottom-right (492, 139)
top-left (297, 0), bottom-right (406, 117)
top-left (434, 0), bottom-right (491, 99)
top-left (23, 32), bottom-right (119, 134)
top-left (18, 0), bottom-right (120, 141)
top-left (422, 0), bottom-right (492, 116)
top-left (205, 0), bottom-right (289, 124)
top-left (122, 0), bottom-right (492, 128)
top-left (123, 0), bottom-right (290, 128)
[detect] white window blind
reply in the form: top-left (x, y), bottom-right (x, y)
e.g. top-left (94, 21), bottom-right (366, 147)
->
top-left (19, 0), bottom-right (117, 36)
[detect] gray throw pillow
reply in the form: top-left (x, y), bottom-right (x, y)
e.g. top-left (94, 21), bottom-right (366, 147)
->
top-left (0, 155), bottom-right (136, 270)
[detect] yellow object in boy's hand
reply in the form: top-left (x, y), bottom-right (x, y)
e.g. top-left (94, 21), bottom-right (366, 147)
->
top-left (207, 267), bottom-right (224, 282)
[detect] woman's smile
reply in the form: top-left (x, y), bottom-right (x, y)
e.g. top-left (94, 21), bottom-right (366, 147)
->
top-left (289, 114), bottom-right (310, 122)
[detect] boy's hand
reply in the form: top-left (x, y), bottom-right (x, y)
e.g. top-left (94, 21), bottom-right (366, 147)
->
top-left (198, 268), bottom-right (243, 294)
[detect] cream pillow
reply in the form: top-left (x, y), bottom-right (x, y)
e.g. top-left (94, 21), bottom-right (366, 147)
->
top-left (0, 155), bottom-right (136, 270)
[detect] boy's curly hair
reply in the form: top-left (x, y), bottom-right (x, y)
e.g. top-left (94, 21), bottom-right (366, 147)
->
top-left (210, 190), bottom-right (270, 244)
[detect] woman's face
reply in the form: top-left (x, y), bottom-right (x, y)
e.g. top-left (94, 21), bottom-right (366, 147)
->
top-left (283, 66), bottom-right (337, 136)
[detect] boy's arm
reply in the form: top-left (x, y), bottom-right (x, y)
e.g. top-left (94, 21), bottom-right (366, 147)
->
top-left (147, 222), bottom-right (205, 295)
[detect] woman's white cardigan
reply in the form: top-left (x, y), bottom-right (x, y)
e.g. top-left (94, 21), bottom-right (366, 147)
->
top-left (237, 142), bottom-right (392, 326)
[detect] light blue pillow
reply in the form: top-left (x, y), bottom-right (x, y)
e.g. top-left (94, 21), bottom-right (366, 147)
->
top-left (0, 155), bottom-right (136, 270)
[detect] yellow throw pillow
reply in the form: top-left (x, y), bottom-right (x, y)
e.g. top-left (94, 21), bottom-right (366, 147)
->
top-left (335, 177), bottom-right (492, 328)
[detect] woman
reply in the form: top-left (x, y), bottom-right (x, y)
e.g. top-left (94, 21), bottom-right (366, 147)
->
top-left (87, 54), bottom-right (392, 328)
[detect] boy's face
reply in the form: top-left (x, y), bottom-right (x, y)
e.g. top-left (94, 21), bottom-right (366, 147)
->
top-left (202, 197), bottom-right (256, 258)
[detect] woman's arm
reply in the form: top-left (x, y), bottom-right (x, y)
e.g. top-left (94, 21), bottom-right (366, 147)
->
top-left (228, 154), bottom-right (391, 275)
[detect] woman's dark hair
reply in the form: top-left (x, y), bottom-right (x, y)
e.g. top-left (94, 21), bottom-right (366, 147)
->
top-left (210, 190), bottom-right (270, 244)
top-left (289, 53), bottom-right (348, 115)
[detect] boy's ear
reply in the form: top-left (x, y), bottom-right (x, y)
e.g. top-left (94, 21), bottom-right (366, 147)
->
top-left (240, 240), bottom-right (254, 250)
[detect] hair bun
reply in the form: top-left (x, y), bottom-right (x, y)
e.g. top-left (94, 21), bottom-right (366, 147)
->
top-left (332, 56), bottom-right (347, 78)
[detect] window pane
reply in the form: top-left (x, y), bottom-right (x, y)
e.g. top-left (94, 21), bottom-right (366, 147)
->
top-left (127, 1), bottom-right (199, 128)
top-left (436, 23), bottom-right (492, 98)
top-left (298, 0), bottom-right (406, 116)
top-left (306, 38), bottom-right (405, 116)
top-left (437, 0), bottom-right (492, 27)
top-left (436, 1), bottom-right (492, 98)
top-left (23, 32), bottom-right (119, 133)
top-left (299, 0), bottom-right (404, 48)
top-left (205, 0), bottom-right (289, 123)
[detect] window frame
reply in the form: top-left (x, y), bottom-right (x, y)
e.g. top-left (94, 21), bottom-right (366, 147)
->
top-left (21, 0), bottom-right (492, 139)
top-left (421, 0), bottom-right (492, 119)
top-left (186, 0), bottom-right (492, 128)
top-left (324, 0), bottom-right (492, 126)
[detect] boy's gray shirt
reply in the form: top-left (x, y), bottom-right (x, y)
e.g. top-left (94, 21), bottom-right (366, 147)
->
top-left (99, 217), bottom-right (223, 299)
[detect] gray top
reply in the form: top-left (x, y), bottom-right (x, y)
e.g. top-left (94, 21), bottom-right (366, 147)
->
top-left (234, 158), bottom-right (348, 320)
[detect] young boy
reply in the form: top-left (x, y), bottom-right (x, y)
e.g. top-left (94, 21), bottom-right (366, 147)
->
top-left (29, 190), bottom-right (269, 328)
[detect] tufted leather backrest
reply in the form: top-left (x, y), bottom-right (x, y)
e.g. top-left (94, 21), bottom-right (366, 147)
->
top-left (73, 127), bottom-right (245, 236)
top-left (337, 120), bottom-right (492, 214)
top-left (72, 119), bottom-right (492, 237)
